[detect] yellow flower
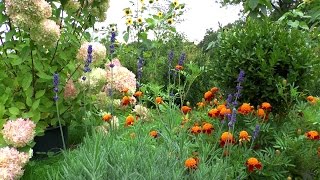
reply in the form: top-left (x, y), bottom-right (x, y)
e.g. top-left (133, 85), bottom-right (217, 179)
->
top-left (140, 0), bottom-right (145, 3)
top-left (173, 0), bottom-right (179, 7)
top-left (167, 18), bottom-right (174, 25)
top-left (157, 11), bottom-right (163, 17)
top-left (137, 17), bottom-right (143, 24)
top-left (126, 18), bottom-right (133, 26)
top-left (123, 8), bottom-right (132, 16)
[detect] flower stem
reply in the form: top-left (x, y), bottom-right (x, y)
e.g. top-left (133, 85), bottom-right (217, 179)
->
top-left (55, 101), bottom-right (66, 150)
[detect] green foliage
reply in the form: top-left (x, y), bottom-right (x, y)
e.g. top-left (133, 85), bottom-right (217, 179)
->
top-left (0, 0), bottom-right (109, 131)
top-left (208, 18), bottom-right (319, 112)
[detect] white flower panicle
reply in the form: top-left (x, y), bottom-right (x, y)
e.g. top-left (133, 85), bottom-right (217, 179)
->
top-left (79, 67), bottom-right (107, 87)
top-left (30, 19), bottom-right (60, 47)
top-left (77, 42), bottom-right (107, 63)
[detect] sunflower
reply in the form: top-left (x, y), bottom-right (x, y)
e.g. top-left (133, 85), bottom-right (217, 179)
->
top-left (126, 17), bottom-right (133, 26)
top-left (173, 0), bottom-right (179, 7)
top-left (137, 17), bottom-right (143, 24)
top-left (157, 11), bottom-right (163, 17)
top-left (123, 8), bottom-right (132, 16)
top-left (167, 18), bottom-right (174, 25)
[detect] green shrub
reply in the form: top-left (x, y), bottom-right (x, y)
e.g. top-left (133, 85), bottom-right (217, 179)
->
top-left (208, 18), bottom-right (319, 112)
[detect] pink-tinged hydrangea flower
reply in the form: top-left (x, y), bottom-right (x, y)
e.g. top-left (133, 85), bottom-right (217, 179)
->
top-left (79, 67), bottom-right (107, 87)
top-left (5, 0), bottom-right (52, 29)
top-left (0, 147), bottom-right (30, 180)
top-left (105, 65), bottom-right (136, 95)
top-left (2, 118), bottom-right (36, 148)
top-left (77, 42), bottom-right (107, 63)
top-left (64, 78), bottom-right (78, 100)
top-left (30, 19), bottom-right (61, 47)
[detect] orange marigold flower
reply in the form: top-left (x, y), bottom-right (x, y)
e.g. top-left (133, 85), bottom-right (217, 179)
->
top-left (307, 96), bottom-right (315, 102)
top-left (149, 130), bottom-right (158, 138)
top-left (155, 97), bottom-right (163, 104)
top-left (307, 96), bottom-right (318, 105)
top-left (246, 157), bottom-right (262, 172)
top-left (220, 107), bottom-right (231, 116)
top-left (238, 103), bottom-right (253, 115)
top-left (217, 104), bottom-right (226, 112)
top-left (220, 132), bottom-right (234, 147)
top-left (197, 102), bottom-right (205, 109)
top-left (191, 125), bottom-right (202, 134)
top-left (305, 130), bottom-right (320, 140)
top-left (134, 91), bottom-right (143, 97)
top-left (210, 87), bottom-right (219, 93)
top-left (121, 96), bottom-right (130, 106)
top-left (102, 113), bottom-right (112, 122)
top-left (181, 106), bottom-right (192, 114)
top-left (257, 108), bottom-right (265, 118)
top-left (122, 88), bottom-right (129, 93)
top-left (175, 65), bottom-right (183, 71)
top-left (208, 108), bottom-right (219, 118)
top-left (202, 123), bottom-right (214, 134)
top-left (125, 115), bottom-right (135, 126)
top-left (204, 91), bottom-right (214, 101)
top-left (185, 157), bottom-right (197, 169)
top-left (261, 102), bottom-right (272, 111)
top-left (239, 130), bottom-right (251, 142)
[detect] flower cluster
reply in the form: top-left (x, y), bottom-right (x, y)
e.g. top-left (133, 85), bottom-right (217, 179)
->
top-left (105, 61), bottom-right (136, 95)
top-left (79, 67), bottom-right (107, 87)
top-left (0, 147), bottom-right (30, 180)
top-left (77, 42), bottom-right (107, 63)
top-left (2, 118), bottom-right (36, 148)
top-left (30, 19), bottom-right (61, 47)
top-left (64, 0), bottom-right (81, 13)
top-left (4, 0), bottom-right (61, 47)
top-left (64, 78), bottom-right (78, 100)
top-left (132, 105), bottom-right (150, 121)
top-left (5, 0), bottom-right (52, 29)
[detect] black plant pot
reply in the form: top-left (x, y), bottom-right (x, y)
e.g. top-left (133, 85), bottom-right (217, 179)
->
top-left (33, 125), bottom-right (68, 158)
